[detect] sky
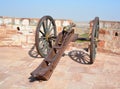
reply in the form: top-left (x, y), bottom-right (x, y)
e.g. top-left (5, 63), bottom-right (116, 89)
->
top-left (0, 0), bottom-right (120, 22)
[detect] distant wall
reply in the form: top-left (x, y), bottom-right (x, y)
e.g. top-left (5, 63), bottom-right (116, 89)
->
top-left (0, 16), bottom-right (72, 48)
top-left (75, 22), bottom-right (89, 35)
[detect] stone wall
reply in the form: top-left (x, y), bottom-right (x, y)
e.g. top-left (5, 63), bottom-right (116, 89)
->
top-left (98, 21), bottom-right (120, 54)
top-left (1, 16), bottom-right (119, 54)
top-left (0, 16), bottom-right (72, 48)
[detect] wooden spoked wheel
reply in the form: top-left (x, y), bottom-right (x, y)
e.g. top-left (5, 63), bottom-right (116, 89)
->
top-left (35, 16), bottom-right (57, 58)
top-left (90, 17), bottom-right (99, 64)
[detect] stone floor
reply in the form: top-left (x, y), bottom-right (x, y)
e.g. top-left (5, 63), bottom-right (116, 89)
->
top-left (0, 47), bottom-right (120, 89)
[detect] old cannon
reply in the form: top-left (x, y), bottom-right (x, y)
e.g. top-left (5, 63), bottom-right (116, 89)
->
top-left (31, 16), bottom-right (99, 80)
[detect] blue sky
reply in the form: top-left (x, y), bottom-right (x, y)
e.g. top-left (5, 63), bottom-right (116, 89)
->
top-left (0, 0), bottom-right (120, 21)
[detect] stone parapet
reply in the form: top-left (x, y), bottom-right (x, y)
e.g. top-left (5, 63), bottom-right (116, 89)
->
top-left (0, 16), bottom-right (72, 47)
top-left (98, 29), bottom-right (120, 54)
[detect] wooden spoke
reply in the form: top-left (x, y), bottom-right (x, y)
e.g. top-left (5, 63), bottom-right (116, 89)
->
top-left (35, 16), bottom-right (57, 57)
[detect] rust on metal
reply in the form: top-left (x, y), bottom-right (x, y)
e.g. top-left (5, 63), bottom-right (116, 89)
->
top-left (31, 26), bottom-right (74, 80)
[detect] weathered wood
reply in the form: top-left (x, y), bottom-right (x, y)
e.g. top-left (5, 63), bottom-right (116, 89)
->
top-left (31, 28), bottom-right (74, 80)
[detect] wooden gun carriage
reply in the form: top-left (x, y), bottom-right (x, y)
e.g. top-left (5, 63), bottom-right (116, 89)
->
top-left (31, 16), bottom-right (99, 81)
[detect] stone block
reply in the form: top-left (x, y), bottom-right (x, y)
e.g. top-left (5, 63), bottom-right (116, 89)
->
top-left (27, 35), bottom-right (35, 44)
top-left (0, 29), bottom-right (6, 37)
top-left (99, 29), bottom-right (106, 34)
top-left (98, 40), bottom-right (105, 47)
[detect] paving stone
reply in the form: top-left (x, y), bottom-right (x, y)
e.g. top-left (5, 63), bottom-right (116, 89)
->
top-left (0, 47), bottom-right (120, 89)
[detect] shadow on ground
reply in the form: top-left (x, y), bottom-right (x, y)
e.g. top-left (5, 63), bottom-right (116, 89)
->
top-left (29, 76), bottom-right (44, 82)
top-left (28, 44), bottom-right (41, 58)
top-left (68, 49), bottom-right (91, 64)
